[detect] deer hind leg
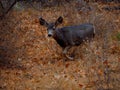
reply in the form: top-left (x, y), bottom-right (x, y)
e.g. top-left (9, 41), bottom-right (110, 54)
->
top-left (63, 46), bottom-right (74, 60)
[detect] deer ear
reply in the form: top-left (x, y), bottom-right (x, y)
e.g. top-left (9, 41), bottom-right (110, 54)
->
top-left (55, 16), bottom-right (63, 26)
top-left (39, 17), bottom-right (48, 27)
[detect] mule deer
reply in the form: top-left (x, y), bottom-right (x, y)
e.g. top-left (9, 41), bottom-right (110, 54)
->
top-left (39, 16), bottom-right (95, 60)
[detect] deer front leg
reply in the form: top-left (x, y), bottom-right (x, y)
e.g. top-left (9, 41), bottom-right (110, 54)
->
top-left (63, 46), bottom-right (74, 60)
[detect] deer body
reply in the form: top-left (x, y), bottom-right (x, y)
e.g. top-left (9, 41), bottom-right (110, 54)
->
top-left (39, 16), bottom-right (95, 60)
top-left (53, 24), bottom-right (94, 48)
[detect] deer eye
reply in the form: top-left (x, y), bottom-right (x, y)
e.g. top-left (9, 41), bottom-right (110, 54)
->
top-left (53, 28), bottom-right (55, 30)
top-left (53, 26), bottom-right (56, 30)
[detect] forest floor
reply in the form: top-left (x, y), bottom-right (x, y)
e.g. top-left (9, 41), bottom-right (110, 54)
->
top-left (0, 1), bottom-right (120, 90)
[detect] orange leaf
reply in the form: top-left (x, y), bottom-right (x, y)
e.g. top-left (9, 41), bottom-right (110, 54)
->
top-left (103, 60), bottom-right (108, 65)
top-left (65, 63), bottom-right (70, 68)
top-left (98, 69), bottom-right (103, 75)
top-left (79, 84), bottom-right (83, 88)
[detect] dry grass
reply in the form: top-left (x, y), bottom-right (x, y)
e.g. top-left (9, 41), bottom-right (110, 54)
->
top-left (0, 1), bottom-right (120, 90)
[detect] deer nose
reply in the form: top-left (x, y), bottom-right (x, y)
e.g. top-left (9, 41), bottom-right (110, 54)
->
top-left (48, 34), bottom-right (52, 37)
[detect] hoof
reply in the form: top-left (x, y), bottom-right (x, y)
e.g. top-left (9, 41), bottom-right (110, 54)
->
top-left (65, 55), bottom-right (74, 60)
